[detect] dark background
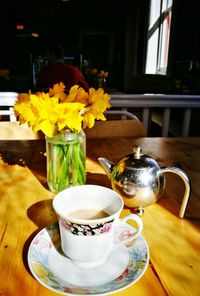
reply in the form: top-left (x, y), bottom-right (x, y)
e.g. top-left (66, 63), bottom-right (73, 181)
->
top-left (0, 0), bottom-right (200, 94)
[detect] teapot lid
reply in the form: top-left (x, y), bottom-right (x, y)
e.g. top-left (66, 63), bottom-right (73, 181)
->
top-left (119, 146), bottom-right (160, 169)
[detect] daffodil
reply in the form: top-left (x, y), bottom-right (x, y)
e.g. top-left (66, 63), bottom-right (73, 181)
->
top-left (82, 88), bottom-right (111, 128)
top-left (98, 70), bottom-right (109, 78)
top-left (48, 82), bottom-right (67, 102)
top-left (66, 85), bottom-right (89, 104)
top-left (56, 102), bottom-right (84, 132)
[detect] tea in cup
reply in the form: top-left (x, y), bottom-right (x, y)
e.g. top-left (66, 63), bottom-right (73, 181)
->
top-left (53, 184), bottom-right (143, 269)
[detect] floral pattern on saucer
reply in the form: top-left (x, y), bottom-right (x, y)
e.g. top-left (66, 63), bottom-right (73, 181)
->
top-left (28, 223), bottom-right (149, 296)
top-left (60, 219), bottom-right (113, 236)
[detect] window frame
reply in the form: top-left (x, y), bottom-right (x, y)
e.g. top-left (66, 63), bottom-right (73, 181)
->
top-left (145, 0), bottom-right (173, 76)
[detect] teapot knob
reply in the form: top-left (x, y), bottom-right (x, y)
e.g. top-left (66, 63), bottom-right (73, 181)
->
top-left (133, 146), bottom-right (142, 159)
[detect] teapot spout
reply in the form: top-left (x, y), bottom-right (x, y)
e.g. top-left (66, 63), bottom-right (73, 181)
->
top-left (98, 157), bottom-right (114, 179)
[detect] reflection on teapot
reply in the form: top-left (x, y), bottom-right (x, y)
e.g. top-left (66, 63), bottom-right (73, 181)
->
top-left (98, 146), bottom-right (190, 218)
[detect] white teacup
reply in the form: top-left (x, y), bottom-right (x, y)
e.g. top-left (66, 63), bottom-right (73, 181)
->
top-left (53, 184), bottom-right (143, 269)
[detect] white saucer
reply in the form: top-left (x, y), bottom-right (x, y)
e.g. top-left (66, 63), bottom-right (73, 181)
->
top-left (28, 222), bottom-right (149, 295)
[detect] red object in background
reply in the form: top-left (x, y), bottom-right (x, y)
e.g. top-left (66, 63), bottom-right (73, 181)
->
top-left (16, 25), bottom-right (24, 30)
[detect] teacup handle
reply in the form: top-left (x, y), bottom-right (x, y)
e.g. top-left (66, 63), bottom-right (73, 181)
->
top-left (159, 166), bottom-right (191, 218)
top-left (113, 214), bottom-right (143, 249)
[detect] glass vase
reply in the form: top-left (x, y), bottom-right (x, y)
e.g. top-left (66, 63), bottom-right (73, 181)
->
top-left (97, 77), bottom-right (106, 90)
top-left (46, 129), bottom-right (86, 193)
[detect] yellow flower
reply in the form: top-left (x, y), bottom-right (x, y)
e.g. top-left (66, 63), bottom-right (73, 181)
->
top-left (67, 85), bottom-right (89, 105)
top-left (14, 83), bottom-right (111, 137)
top-left (48, 82), bottom-right (67, 102)
top-left (98, 70), bottom-right (109, 78)
top-left (14, 94), bottom-right (38, 126)
top-left (82, 88), bottom-right (111, 128)
top-left (36, 94), bottom-right (60, 135)
top-left (57, 102), bottom-right (85, 132)
top-left (82, 112), bottom-right (96, 129)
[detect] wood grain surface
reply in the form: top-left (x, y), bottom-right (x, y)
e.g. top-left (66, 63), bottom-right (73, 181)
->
top-left (0, 137), bottom-right (199, 296)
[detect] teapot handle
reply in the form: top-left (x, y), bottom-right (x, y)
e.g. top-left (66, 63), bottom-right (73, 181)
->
top-left (159, 167), bottom-right (190, 218)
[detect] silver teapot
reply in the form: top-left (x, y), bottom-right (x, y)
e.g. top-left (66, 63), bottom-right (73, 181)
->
top-left (98, 146), bottom-right (190, 218)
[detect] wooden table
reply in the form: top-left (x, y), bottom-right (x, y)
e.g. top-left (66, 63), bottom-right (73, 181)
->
top-left (0, 137), bottom-right (199, 296)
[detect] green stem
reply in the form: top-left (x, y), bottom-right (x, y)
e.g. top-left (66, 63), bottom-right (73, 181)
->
top-left (72, 143), bottom-right (86, 185)
top-left (58, 143), bottom-right (73, 190)
top-left (50, 144), bottom-right (62, 189)
top-left (47, 131), bottom-right (86, 192)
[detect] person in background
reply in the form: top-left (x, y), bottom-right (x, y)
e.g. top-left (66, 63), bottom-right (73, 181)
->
top-left (36, 43), bottom-right (89, 91)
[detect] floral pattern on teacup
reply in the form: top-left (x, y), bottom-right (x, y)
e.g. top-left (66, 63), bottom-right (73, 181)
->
top-left (60, 219), bottom-right (114, 236)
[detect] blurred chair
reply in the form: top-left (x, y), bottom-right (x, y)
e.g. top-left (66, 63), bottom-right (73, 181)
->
top-left (85, 110), bottom-right (145, 139)
top-left (0, 92), bottom-right (18, 122)
top-left (104, 110), bottom-right (140, 121)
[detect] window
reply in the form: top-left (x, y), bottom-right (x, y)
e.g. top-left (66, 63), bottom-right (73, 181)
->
top-left (145, 0), bottom-right (173, 75)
